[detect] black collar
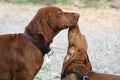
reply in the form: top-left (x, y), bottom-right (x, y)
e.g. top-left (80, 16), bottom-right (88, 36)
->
top-left (23, 31), bottom-right (50, 54)
top-left (61, 66), bottom-right (93, 80)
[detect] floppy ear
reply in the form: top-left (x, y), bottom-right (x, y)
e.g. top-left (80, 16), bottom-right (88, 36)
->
top-left (62, 54), bottom-right (76, 73)
top-left (38, 18), bottom-right (52, 43)
top-left (84, 53), bottom-right (92, 70)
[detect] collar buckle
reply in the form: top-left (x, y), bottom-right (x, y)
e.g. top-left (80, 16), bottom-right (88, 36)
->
top-left (83, 75), bottom-right (89, 80)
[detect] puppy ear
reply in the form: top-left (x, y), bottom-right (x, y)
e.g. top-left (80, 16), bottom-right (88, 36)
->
top-left (62, 54), bottom-right (76, 73)
top-left (84, 53), bottom-right (92, 70)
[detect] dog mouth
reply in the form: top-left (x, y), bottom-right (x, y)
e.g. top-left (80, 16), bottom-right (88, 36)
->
top-left (71, 24), bottom-right (78, 27)
top-left (58, 25), bottom-right (69, 29)
top-left (59, 24), bottom-right (78, 29)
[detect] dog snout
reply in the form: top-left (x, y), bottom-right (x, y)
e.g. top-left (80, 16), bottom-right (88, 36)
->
top-left (68, 48), bottom-right (75, 56)
top-left (68, 52), bottom-right (73, 56)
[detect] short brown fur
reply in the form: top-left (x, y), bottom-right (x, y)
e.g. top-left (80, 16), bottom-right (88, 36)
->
top-left (61, 25), bottom-right (120, 80)
top-left (0, 7), bottom-right (79, 80)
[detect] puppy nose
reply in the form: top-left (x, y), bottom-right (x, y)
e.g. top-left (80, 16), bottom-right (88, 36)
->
top-left (74, 13), bottom-right (80, 18)
top-left (68, 50), bottom-right (74, 56)
top-left (68, 52), bottom-right (73, 56)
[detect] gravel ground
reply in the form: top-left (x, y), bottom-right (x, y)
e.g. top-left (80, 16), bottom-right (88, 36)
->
top-left (0, 2), bottom-right (120, 80)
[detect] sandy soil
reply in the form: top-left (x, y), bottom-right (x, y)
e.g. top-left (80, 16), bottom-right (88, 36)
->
top-left (0, 2), bottom-right (120, 80)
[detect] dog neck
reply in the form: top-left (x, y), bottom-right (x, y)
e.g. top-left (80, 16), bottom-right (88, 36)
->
top-left (62, 53), bottom-right (92, 76)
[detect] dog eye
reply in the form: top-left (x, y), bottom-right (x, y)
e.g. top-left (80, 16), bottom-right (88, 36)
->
top-left (58, 11), bottom-right (63, 15)
top-left (77, 49), bottom-right (81, 52)
top-left (59, 12), bottom-right (62, 15)
top-left (69, 44), bottom-right (73, 48)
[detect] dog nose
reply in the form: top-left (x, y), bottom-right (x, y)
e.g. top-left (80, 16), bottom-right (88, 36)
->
top-left (74, 13), bottom-right (80, 18)
top-left (68, 49), bottom-right (74, 56)
top-left (68, 52), bottom-right (73, 56)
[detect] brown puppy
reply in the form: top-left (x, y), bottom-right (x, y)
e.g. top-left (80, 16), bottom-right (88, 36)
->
top-left (61, 25), bottom-right (120, 80)
top-left (0, 7), bottom-right (79, 80)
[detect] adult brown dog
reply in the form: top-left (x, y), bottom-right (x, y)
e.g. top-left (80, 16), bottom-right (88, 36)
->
top-left (0, 7), bottom-right (79, 80)
top-left (61, 25), bottom-right (120, 80)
